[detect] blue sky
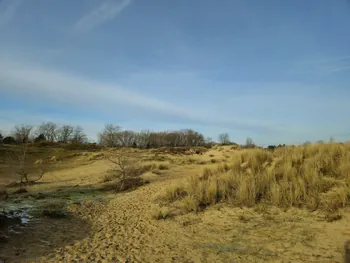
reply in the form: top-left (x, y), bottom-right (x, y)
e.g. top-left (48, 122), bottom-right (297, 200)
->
top-left (0, 0), bottom-right (350, 145)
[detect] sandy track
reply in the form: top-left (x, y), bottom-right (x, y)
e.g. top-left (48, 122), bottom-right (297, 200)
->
top-left (27, 177), bottom-right (204, 263)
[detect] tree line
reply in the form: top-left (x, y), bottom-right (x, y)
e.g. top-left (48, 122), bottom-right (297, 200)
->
top-left (0, 123), bottom-right (264, 149)
top-left (0, 123), bottom-right (302, 150)
top-left (0, 122), bottom-right (302, 150)
top-left (0, 123), bottom-right (213, 148)
top-left (0, 123), bottom-right (87, 144)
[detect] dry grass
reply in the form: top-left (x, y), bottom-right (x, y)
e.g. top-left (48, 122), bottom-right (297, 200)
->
top-left (161, 143), bottom-right (350, 213)
top-left (162, 184), bottom-right (188, 202)
top-left (151, 206), bottom-right (174, 220)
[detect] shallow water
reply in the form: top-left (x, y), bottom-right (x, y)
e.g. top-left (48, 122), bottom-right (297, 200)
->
top-left (0, 203), bottom-right (34, 241)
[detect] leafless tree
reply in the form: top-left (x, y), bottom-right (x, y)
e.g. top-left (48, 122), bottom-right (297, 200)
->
top-left (136, 130), bottom-right (151, 148)
top-left (57, 125), bottom-right (74, 143)
top-left (185, 129), bottom-right (205, 146)
top-left (99, 126), bottom-right (206, 148)
top-left (245, 137), bottom-right (256, 148)
top-left (99, 124), bottom-right (122, 147)
top-left (13, 124), bottom-right (33, 143)
top-left (106, 151), bottom-right (143, 191)
top-left (71, 126), bottom-right (87, 144)
top-left (117, 130), bottom-right (137, 147)
top-left (37, 122), bottom-right (58, 142)
top-left (218, 133), bottom-right (231, 145)
top-left (7, 140), bottom-right (45, 185)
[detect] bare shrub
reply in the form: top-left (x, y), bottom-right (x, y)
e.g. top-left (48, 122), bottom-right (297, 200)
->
top-left (106, 151), bottom-right (145, 191)
top-left (6, 141), bottom-right (45, 185)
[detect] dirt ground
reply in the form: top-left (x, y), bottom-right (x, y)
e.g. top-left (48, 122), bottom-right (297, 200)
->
top-left (0, 147), bottom-right (349, 263)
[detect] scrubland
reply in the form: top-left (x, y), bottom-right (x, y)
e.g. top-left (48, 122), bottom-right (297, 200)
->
top-left (1, 142), bottom-right (350, 262)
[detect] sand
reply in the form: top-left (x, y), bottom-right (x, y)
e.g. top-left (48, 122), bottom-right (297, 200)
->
top-left (1, 148), bottom-right (349, 262)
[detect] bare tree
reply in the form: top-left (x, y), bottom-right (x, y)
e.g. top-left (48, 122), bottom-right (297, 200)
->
top-left (118, 130), bottom-right (136, 147)
top-left (37, 122), bottom-right (58, 142)
top-left (57, 125), bottom-right (74, 143)
top-left (136, 130), bottom-right (151, 148)
top-left (218, 133), bottom-right (231, 145)
top-left (106, 151), bottom-right (143, 191)
top-left (99, 124), bottom-right (122, 147)
top-left (183, 129), bottom-right (205, 146)
top-left (13, 124), bottom-right (33, 143)
top-left (245, 137), bottom-right (256, 148)
top-left (98, 126), bottom-right (207, 148)
top-left (71, 126), bottom-right (87, 144)
top-left (7, 140), bottom-right (45, 185)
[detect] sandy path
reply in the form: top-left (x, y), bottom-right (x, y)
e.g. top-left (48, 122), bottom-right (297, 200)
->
top-left (26, 165), bottom-right (205, 263)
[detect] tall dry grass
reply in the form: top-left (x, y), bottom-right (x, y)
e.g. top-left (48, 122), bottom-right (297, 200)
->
top-left (162, 143), bottom-right (350, 213)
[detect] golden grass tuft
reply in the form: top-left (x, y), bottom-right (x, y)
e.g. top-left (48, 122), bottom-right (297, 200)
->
top-left (161, 142), bottom-right (350, 213)
top-left (162, 184), bottom-right (187, 202)
top-left (151, 206), bottom-right (173, 220)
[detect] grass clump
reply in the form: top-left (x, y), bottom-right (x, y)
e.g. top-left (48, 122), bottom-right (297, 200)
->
top-left (162, 184), bottom-right (187, 202)
top-left (151, 206), bottom-right (173, 220)
top-left (161, 143), bottom-right (350, 214)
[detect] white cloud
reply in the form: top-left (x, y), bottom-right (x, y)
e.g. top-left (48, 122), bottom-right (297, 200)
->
top-left (74, 0), bottom-right (132, 32)
top-left (0, 58), bottom-right (281, 135)
top-left (1, 58), bottom-right (349, 145)
top-left (0, 0), bottom-right (21, 26)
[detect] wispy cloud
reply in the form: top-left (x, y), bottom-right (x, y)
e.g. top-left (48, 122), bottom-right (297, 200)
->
top-left (290, 55), bottom-right (350, 76)
top-left (0, 58), bottom-right (281, 135)
top-left (0, 0), bottom-right (21, 26)
top-left (74, 0), bottom-right (132, 32)
top-left (330, 66), bottom-right (350, 73)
